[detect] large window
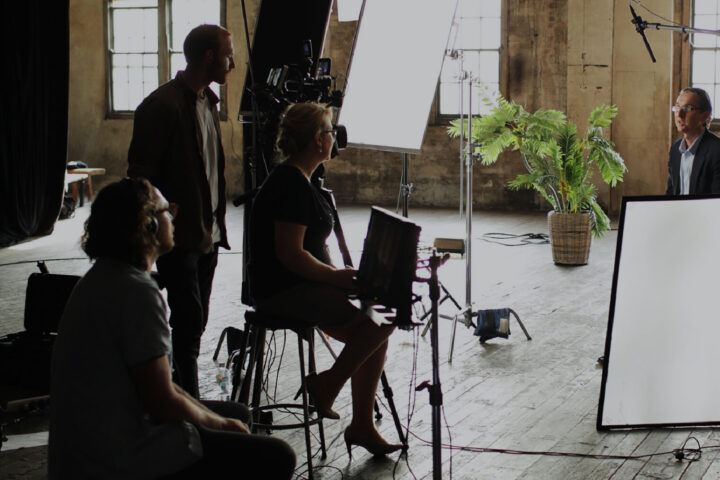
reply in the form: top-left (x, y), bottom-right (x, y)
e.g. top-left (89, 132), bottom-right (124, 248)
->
top-left (691, 0), bottom-right (720, 118)
top-left (107, 0), bottom-right (223, 115)
top-left (437, 0), bottom-right (502, 117)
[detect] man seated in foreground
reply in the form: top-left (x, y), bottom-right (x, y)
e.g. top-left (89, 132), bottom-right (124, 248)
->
top-left (49, 177), bottom-right (295, 479)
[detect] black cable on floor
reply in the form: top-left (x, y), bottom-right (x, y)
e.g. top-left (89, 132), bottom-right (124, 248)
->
top-left (406, 431), bottom-right (718, 463)
top-left (0, 257), bottom-right (87, 267)
top-left (481, 232), bottom-right (549, 246)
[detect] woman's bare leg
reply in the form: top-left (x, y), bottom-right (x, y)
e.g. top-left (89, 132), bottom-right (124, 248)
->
top-left (311, 314), bottom-right (393, 413)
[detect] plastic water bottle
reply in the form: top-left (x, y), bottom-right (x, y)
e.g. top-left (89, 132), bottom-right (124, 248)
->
top-left (215, 365), bottom-right (229, 398)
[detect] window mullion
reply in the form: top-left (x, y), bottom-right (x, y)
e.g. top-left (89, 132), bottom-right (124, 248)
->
top-left (158, 0), bottom-right (170, 84)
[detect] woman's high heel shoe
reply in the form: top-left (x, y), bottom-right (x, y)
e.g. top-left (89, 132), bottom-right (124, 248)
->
top-left (295, 373), bottom-right (340, 420)
top-left (343, 428), bottom-right (403, 459)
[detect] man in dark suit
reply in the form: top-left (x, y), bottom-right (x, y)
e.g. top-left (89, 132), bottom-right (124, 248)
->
top-left (127, 24), bottom-right (235, 398)
top-left (666, 87), bottom-right (720, 195)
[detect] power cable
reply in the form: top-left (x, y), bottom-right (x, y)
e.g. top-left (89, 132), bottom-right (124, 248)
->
top-left (406, 430), bottom-right (718, 463)
top-left (630, 0), bottom-right (682, 27)
top-left (481, 232), bottom-right (549, 246)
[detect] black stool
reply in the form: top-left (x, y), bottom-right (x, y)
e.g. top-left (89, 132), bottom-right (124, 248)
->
top-left (235, 310), bottom-right (327, 479)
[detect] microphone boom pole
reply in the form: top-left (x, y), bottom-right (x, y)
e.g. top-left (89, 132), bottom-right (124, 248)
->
top-left (629, 4), bottom-right (720, 64)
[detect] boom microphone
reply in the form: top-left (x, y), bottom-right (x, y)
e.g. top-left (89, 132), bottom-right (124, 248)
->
top-left (630, 4), bottom-right (657, 63)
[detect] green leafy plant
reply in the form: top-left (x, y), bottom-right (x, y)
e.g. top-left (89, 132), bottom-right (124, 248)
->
top-left (447, 96), bottom-right (627, 237)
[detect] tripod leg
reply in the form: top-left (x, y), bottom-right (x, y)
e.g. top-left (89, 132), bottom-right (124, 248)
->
top-left (441, 283), bottom-right (463, 310)
top-left (421, 294), bottom-right (451, 337)
top-left (380, 371), bottom-right (408, 449)
top-left (510, 309), bottom-right (532, 341)
top-left (448, 314), bottom-right (459, 363)
top-left (421, 314), bottom-right (432, 337)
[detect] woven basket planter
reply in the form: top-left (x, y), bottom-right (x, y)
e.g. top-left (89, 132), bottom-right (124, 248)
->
top-left (547, 211), bottom-right (592, 265)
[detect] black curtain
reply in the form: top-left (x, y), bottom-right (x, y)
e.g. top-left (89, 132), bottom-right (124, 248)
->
top-left (0, 1), bottom-right (70, 248)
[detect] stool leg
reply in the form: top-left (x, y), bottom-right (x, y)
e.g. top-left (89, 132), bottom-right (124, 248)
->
top-left (236, 325), bottom-right (259, 404)
top-left (297, 335), bottom-right (314, 480)
top-left (307, 332), bottom-right (327, 459)
top-left (250, 328), bottom-right (267, 430)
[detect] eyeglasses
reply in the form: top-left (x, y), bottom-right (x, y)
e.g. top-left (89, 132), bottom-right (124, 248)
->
top-left (156, 203), bottom-right (178, 220)
top-left (672, 104), bottom-right (705, 113)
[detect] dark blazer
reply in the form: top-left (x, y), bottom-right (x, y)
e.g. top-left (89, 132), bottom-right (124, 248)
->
top-left (128, 73), bottom-right (229, 254)
top-left (666, 129), bottom-right (720, 195)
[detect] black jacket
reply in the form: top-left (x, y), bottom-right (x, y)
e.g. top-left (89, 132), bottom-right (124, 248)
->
top-left (666, 129), bottom-right (720, 195)
top-left (128, 73), bottom-right (229, 253)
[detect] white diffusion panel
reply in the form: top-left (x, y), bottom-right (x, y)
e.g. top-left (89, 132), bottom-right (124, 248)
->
top-left (598, 196), bottom-right (720, 429)
top-left (337, 0), bottom-right (362, 22)
top-left (337, 0), bottom-right (457, 153)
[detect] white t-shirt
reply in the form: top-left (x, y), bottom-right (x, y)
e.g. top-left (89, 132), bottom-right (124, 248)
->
top-left (196, 95), bottom-right (221, 243)
top-left (49, 258), bottom-right (201, 479)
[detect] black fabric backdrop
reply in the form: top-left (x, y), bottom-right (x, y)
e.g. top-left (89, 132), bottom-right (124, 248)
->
top-left (0, 1), bottom-right (70, 248)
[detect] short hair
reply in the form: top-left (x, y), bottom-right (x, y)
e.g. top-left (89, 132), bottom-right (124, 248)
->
top-left (82, 177), bottom-right (161, 269)
top-left (681, 87), bottom-right (713, 113)
top-left (276, 103), bottom-right (333, 157)
top-left (183, 24), bottom-right (230, 65)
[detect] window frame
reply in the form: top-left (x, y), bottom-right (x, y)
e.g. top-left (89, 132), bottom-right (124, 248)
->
top-left (433, 0), bottom-right (507, 124)
top-left (104, 0), bottom-right (228, 120)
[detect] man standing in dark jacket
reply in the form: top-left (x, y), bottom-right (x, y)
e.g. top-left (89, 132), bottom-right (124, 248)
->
top-left (666, 87), bottom-right (720, 195)
top-left (128, 24), bottom-right (234, 398)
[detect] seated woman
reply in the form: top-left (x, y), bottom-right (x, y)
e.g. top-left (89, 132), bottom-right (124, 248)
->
top-left (248, 102), bottom-right (402, 457)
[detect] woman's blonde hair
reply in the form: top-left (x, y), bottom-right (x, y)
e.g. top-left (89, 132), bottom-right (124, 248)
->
top-left (276, 103), bottom-right (333, 157)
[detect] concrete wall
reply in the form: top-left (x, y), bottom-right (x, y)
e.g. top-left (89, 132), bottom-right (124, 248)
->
top-left (68, 0), bottom-right (679, 214)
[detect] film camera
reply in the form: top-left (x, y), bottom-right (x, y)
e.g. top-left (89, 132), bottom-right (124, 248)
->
top-left (263, 40), bottom-right (343, 109)
top-left (251, 40), bottom-right (347, 158)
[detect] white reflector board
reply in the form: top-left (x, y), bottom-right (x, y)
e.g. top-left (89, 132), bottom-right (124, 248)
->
top-left (337, 0), bottom-right (457, 153)
top-left (598, 195), bottom-right (720, 429)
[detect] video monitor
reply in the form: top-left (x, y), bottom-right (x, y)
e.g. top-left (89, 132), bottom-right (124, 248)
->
top-left (356, 207), bottom-right (421, 324)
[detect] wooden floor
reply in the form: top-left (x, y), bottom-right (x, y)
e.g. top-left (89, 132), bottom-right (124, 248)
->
top-left (2, 203), bottom-right (720, 479)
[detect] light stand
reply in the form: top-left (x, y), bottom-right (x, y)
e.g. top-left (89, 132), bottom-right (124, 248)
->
top-left (446, 74), bottom-right (477, 357)
top-left (455, 50), bottom-right (466, 218)
top-left (399, 152), bottom-right (413, 217)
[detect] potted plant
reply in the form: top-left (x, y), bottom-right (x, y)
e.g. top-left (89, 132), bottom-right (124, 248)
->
top-left (448, 96), bottom-right (627, 265)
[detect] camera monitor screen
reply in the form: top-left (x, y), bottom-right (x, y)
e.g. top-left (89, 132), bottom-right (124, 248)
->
top-left (356, 207), bottom-right (421, 324)
top-left (598, 195), bottom-right (720, 430)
